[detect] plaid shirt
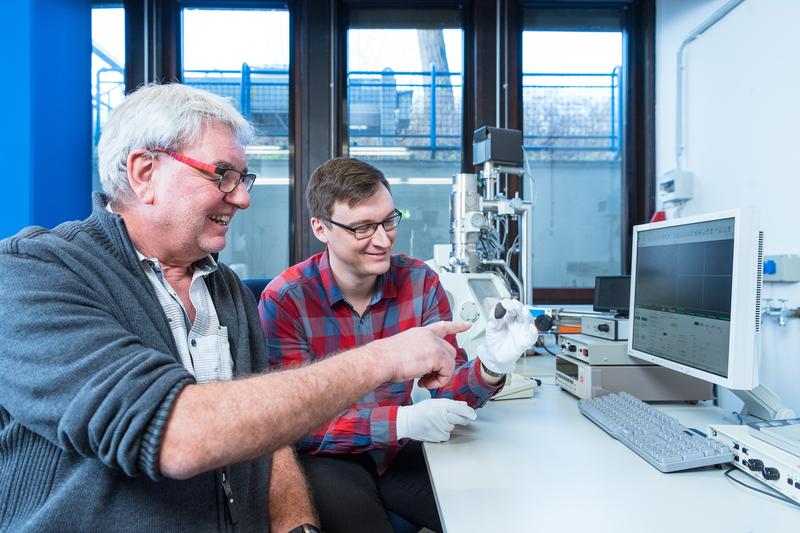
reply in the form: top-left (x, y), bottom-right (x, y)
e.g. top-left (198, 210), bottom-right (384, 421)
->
top-left (259, 249), bottom-right (501, 472)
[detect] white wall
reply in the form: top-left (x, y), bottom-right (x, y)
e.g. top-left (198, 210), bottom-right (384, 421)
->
top-left (656, 0), bottom-right (800, 413)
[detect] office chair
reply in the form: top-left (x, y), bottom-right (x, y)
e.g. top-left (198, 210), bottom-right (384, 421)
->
top-left (388, 511), bottom-right (419, 533)
top-left (242, 278), bottom-right (272, 304)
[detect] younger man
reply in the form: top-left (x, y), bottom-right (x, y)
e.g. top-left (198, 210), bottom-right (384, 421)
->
top-left (260, 157), bottom-right (537, 533)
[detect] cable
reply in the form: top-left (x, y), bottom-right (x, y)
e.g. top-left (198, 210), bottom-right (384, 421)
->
top-left (723, 467), bottom-right (800, 510)
top-left (534, 333), bottom-right (558, 357)
top-left (538, 343), bottom-right (558, 357)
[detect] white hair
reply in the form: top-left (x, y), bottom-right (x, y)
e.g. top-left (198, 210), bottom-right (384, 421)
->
top-left (97, 83), bottom-right (254, 204)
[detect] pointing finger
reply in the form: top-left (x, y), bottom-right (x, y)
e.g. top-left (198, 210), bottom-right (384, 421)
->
top-left (426, 320), bottom-right (471, 337)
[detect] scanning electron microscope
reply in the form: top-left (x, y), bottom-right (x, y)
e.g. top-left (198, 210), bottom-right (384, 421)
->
top-left (427, 127), bottom-right (534, 367)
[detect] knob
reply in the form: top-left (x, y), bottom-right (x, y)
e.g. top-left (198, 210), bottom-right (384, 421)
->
top-left (762, 467), bottom-right (780, 481)
top-left (746, 458), bottom-right (764, 471)
top-left (534, 315), bottom-right (553, 332)
top-left (597, 323), bottom-right (610, 332)
top-left (568, 345), bottom-right (577, 352)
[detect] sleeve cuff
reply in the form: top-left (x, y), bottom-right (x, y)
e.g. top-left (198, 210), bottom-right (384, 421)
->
top-left (137, 376), bottom-right (195, 481)
top-left (370, 404), bottom-right (401, 446)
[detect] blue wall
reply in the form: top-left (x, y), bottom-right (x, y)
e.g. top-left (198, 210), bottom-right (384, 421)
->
top-left (0, 0), bottom-right (92, 238)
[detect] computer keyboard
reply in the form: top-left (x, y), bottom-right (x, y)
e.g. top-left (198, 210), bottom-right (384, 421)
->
top-left (578, 392), bottom-right (734, 472)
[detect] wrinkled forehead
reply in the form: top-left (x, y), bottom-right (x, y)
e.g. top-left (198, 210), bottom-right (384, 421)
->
top-left (181, 122), bottom-right (247, 166)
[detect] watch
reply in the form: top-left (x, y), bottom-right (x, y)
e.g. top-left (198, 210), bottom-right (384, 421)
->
top-left (480, 360), bottom-right (505, 378)
top-left (288, 525), bottom-right (321, 533)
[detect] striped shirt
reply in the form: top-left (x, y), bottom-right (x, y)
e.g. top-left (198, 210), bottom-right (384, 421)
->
top-left (136, 250), bottom-right (234, 384)
top-left (259, 249), bottom-right (500, 472)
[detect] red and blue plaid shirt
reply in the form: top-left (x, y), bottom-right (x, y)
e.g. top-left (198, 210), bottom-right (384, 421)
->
top-left (259, 249), bottom-right (501, 472)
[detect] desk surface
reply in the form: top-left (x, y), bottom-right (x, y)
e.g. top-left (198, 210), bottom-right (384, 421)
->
top-left (423, 357), bottom-right (798, 533)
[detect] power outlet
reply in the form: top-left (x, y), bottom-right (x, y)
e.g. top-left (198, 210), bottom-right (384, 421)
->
top-left (764, 254), bottom-right (800, 283)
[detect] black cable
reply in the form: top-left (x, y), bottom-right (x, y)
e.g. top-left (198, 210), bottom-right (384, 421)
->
top-left (537, 343), bottom-right (557, 357)
top-left (723, 467), bottom-right (800, 510)
top-left (534, 333), bottom-right (558, 357)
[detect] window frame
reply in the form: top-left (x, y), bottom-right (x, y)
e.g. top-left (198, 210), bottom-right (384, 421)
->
top-left (519, 0), bottom-right (655, 304)
top-left (118, 0), bottom-right (655, 299)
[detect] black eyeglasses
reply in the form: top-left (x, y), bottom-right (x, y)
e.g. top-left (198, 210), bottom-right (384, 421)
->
top-left (151, 148), bottom-right (257, 193)
top-left (324, 209), bottom-right (403, 240)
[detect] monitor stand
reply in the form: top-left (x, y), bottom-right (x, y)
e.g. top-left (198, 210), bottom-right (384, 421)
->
top-left (733, 385), bottom-right (796, 421)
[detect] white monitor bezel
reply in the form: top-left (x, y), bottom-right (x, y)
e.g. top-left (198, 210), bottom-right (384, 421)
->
top-left (627, 208), bottom-right (762, 391)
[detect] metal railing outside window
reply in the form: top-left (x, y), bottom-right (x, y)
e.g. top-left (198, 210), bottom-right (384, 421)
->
top-left (522, 68), bottom-right (622, 161)
top-left (92, 64), bottom-right (622, 161)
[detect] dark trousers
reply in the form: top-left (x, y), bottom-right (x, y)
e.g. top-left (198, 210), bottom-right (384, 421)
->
top-left (299, 442), bottom-right (443, 533)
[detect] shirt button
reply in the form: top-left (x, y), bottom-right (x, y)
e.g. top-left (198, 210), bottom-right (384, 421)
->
top-left (191, 339), bottom-right (197, 347)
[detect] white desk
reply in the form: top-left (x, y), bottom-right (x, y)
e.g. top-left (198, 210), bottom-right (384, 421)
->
top-left (423, 361), bottom-right (799, 533)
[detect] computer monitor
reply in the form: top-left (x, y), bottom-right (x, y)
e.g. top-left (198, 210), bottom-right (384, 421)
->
top-left (627, 208), bottom-right (762, 391)
top-left (593, 276), bottom-right (631, 317)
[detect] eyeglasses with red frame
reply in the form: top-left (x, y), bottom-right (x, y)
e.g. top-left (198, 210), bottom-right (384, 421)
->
top-left (151, 148), bottom-right (256, 193)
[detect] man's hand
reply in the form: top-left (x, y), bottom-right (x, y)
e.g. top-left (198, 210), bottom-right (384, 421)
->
top-left (396, 398), bottom-right (477, 442)
top-left (477, 298), bottom-right (538, 374)
top-left (376, 321), bottom-right (470, 389)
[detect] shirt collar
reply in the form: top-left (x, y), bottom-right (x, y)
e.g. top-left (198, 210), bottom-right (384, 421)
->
top-left (106, 202), bottom-right (218, 276)
top-left (318, 248), bottom-right (398, 307)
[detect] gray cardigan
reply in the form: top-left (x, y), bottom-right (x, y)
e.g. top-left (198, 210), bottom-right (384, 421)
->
top-left (0, 193), bottom-right (270, 531)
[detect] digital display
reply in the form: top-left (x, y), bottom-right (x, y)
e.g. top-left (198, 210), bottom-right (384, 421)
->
top-left (631, 217), bottom-right (734, 378)
top-left (556, 357), bottom-right (579, 380)
top-left (593, 276), bottom-right (631, 315)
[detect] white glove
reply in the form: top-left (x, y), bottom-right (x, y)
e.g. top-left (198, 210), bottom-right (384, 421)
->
top-left (396, 398), bottom-right (477, 442)
top-left (477, 298), bottom-right (539, 374)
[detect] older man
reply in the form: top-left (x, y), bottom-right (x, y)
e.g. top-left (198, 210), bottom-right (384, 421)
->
top-left (0, 84), bottom-right (464, 532)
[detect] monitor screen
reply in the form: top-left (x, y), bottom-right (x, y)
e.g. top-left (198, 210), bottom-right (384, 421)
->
top-left (593, 276), bottom-right (631, 316)
top-left (628, 209), bottom-right (762, 390)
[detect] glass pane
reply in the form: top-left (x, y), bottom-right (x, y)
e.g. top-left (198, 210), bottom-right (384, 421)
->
top-left (347, 28), bottom-right (463, 261)
top-left (522, 30), bottom-right (623, 288)
top-left (91, 6), bottom-right (125, 193)
top-left (183, 8), bottom-right (290, 279)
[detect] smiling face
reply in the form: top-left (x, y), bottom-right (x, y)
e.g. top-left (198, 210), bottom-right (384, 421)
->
top-left (312, 184), bottom-right (397, 282)
top-left (143, 122), bottom-right (250, 264)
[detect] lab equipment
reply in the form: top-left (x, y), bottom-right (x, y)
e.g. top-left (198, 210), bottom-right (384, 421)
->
top-left (491, 373), bottom-right (539, 401)
top-left (628, 208), bottom-right (761, 390)
top-left (428, 127), bottom-right (533, 358)
top-left (747, 418), bottom-right (800, 458)
top-left (581, 315), bottom-right (630, 341)
top-left (558, 333), bottom-right (641, 366)
top-left (578, 392), bottom-right (733, 472)
top-left (592, 275), bottom-right (631, 317)
top-left (626, 208), bottom-right (796, 420)
top-left (709, 422), bottom-right (800, 503)
top-left (556, 354), bottom-right (713, 401)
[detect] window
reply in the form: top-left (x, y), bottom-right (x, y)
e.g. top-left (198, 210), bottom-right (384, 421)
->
top-left (346, 8), bottom-right (463, 261)
top-left (91, 5), bottom-right (125, 193)
top-left (182, 7), bottom-right (290, 279)
top-left (523, 9), bottom-right (625, 289)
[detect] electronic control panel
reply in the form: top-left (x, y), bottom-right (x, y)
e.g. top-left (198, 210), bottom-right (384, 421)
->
top-left (556, 354), bottom-right (714, 401)
top-left (581, 316), bottom-right (630, 341)
top-left (558, 333), bottom-right (645, 366)
top-left (709, 424), bottom-right (800, 504)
